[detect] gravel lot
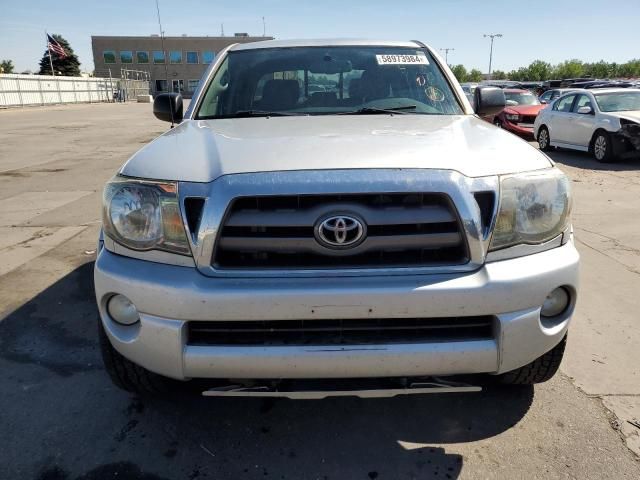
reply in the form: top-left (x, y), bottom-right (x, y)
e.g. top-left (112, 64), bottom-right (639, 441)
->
top-left (0, 102), bottom-right (639, 479)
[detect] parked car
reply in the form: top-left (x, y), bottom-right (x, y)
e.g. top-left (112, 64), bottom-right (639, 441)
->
top-left (539, 88), bottom-right (575, 104)
top-left (569, 80), bottom-right (634, 89)
top-left (488, 88), bottom-right (546, 137)
top-left (460, 82), bottom-right (479, 94)
top-left (95, 39), bottom-right (578, 397)
top-left (535, 88), bottom-right (640, 162)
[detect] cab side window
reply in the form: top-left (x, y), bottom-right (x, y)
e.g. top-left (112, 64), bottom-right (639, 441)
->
top-left (198, 57), bottom-right (229, 117)
top-left (553, 94), bottom-right (576, 112)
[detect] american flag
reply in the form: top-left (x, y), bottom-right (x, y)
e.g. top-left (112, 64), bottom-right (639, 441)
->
top-left (47, 34), bottom-right (67, 58)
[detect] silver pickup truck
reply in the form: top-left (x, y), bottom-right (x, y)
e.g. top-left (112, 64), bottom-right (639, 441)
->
top-left (95, 39), bottom-right (578, 397)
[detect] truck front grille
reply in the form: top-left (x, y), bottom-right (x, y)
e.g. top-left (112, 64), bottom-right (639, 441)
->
top-left (213, 193), bottom-right (468, 269)
top-left (187, 316), bottom-right (495, 346)
top-left (519, 115), bottom-right (537, 125)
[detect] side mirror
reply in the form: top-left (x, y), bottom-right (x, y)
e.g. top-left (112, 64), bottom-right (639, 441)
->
top-left (153, 93), bottom-right (183, 123)
top-left (474, 87), bottom-right (506, 117)
top-left (577, 106), bottom-right (593, 115)
top-left (540, 99), bottom-right (548, 104)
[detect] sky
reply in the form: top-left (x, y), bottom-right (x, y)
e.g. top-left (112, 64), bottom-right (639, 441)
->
top-left (1, 0), bottom-right (639, 74)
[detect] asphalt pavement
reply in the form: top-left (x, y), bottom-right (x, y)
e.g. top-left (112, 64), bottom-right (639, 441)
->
top-left (0, 102), bottom-right (639, 479)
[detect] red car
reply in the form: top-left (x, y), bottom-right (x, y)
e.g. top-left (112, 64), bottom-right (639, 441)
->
top-left (485, 89), bottom-right (546, 138)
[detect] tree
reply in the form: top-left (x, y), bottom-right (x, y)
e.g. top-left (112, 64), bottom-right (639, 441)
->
top-left (512, 67), bottom-right (531, 81)
top-left (38, 34), bottom-right (80, 76)
top-left (554, 59), bottom-right (584, 79)
top-left (450, 64), bottom-right (468, 83)
top-left (0, 59), bottom-right (14, 74)
top-left (468, 68), bottom-right (484, 82)
top-left (618, 59), bottom-right (640, 78)
top-left (584, 60), bottom-right (612, 79)
top-left (526, 60), bottom-right (553, 81)
top-left (491, 70), bottom-right (507, 80)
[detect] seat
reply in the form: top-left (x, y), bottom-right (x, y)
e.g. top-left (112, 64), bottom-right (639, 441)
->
top-left (259, 79), bottom-right (300, 110)
top-left (359, 68), bottom-right (391, 101)
top-left (359, 67), bottom-right (410, 102)
top-left (307, 91), bottom-right (338, 107)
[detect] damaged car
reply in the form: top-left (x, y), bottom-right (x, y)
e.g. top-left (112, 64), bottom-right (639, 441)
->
top-left (535, 88), bottom-right (640, 162)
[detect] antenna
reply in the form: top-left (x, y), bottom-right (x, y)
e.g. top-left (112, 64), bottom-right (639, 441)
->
top-left (155, 0), bottom-right (174, 127)
top-left (221, 23), bottom-right (225, 36)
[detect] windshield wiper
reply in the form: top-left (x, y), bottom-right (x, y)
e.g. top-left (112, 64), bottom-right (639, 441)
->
top-left (221, 110), bottom-right (309, 118)
top-left (338, 105), bottom-right (418, 115)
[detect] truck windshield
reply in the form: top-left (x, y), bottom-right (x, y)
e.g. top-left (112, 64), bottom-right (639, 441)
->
top-left (195, 46), bottom-right (464, 118)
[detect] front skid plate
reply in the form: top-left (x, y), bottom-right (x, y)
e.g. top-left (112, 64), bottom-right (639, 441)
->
top-left (202, 378), bottom-right (481, 399)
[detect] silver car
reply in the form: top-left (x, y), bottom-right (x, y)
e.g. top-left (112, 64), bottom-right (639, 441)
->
top-left (95, 39), bottom-right (579, 397)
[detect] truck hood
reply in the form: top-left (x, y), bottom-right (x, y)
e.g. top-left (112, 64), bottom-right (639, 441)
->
top-left (121, 115), bottom-right (552, 182)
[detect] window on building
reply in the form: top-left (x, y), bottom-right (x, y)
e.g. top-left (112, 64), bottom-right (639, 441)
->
top-left (153, 51), bottom-right (165, 64)
top-left (136, 51), bottom-right (149, 64)
top-left (186, 51), bottom-right (199, 64)
top-left (155, 79), bottom-right (168, 92)
top-left (187, 79), bottom-right (200, 92)
top-left (103, 50), bottom-right (116, 64)
top-left (120, 51), bottom-right (133, 64)
top-left (172, 79), bottom-right (184, 93)
top-left (170, 51), bottom-right (182, 64)
top-left (202, 51), bottom-right (215, 64)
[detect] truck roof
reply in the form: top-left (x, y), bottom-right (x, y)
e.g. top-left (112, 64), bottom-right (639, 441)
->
top-left (230, 38), bottom-right (423, 51)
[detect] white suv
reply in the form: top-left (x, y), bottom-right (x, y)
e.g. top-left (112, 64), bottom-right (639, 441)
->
top-left (534, 88), bottom-right (640, 162)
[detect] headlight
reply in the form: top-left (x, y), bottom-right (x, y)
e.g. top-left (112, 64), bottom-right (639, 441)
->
top-left (505, 113), bottom-right (520, 122)
top-left (489, 168), bottom-right (571, 251)
top-left (103, 176), bottom-right (191, 255)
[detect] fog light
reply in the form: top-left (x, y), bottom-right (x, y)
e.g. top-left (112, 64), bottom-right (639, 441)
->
top-left (541, 287), bottom-right (570, 317)
top-left (107, 294), bottom-right (139, 325)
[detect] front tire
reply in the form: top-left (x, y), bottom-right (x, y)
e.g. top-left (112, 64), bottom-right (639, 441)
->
top-left (537, 126), bottom-right (552, 151)
top-left (592, 130), bottom-right (615, 163)
top-left (99, 320), bottom-right (174, 394)
top-left (499, 335), bottom-right (566, 385)
top-left (493, 119), bottom-right (503, 128)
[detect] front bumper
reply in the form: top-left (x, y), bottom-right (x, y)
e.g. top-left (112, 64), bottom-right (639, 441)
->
top-left (503, 121), bottom-right (535, 138)
top-left (95, 242), bottom-right (579, 380)
top-left (613, 125), bottom-right (640, 159)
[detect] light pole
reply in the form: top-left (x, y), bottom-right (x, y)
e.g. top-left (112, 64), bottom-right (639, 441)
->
top-left (483, 34), bottom-right (503, 79)
top-left (440, 48), bottom-right (455, 65)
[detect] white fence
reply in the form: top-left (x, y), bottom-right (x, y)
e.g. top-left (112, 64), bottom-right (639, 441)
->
top-left (0, 74), bottom-right (116, 107)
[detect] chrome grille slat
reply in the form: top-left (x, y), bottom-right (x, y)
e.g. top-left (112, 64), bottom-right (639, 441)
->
top-left (218, 232), bottom-right (462, 254)
top-left (224, 204), bottom-right (456, 227)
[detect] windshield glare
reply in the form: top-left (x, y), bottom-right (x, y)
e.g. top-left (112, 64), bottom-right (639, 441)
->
top-left (594, 92), bottom-right (640, 112)
top-left (195, 46), bottom-right (464, 118)
top-left (504, 91), bottom-right (541, 106)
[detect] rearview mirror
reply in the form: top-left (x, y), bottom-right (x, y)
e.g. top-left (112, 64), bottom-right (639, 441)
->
top-left (474, 87), bottom-right (506, 117)
top-left (309, 58), bottom-right (353, 75)
top-left (577, 106), bottom-right (593, 115)
top-left (153, 93), bottom-right (184, 123)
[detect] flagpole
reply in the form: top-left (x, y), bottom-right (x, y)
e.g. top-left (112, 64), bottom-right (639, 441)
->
top-left (46, 31), bottom-right (55, 76)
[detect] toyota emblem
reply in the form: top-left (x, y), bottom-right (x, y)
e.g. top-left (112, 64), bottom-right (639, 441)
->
top-left (315, 214), bottom-right (366, 249)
